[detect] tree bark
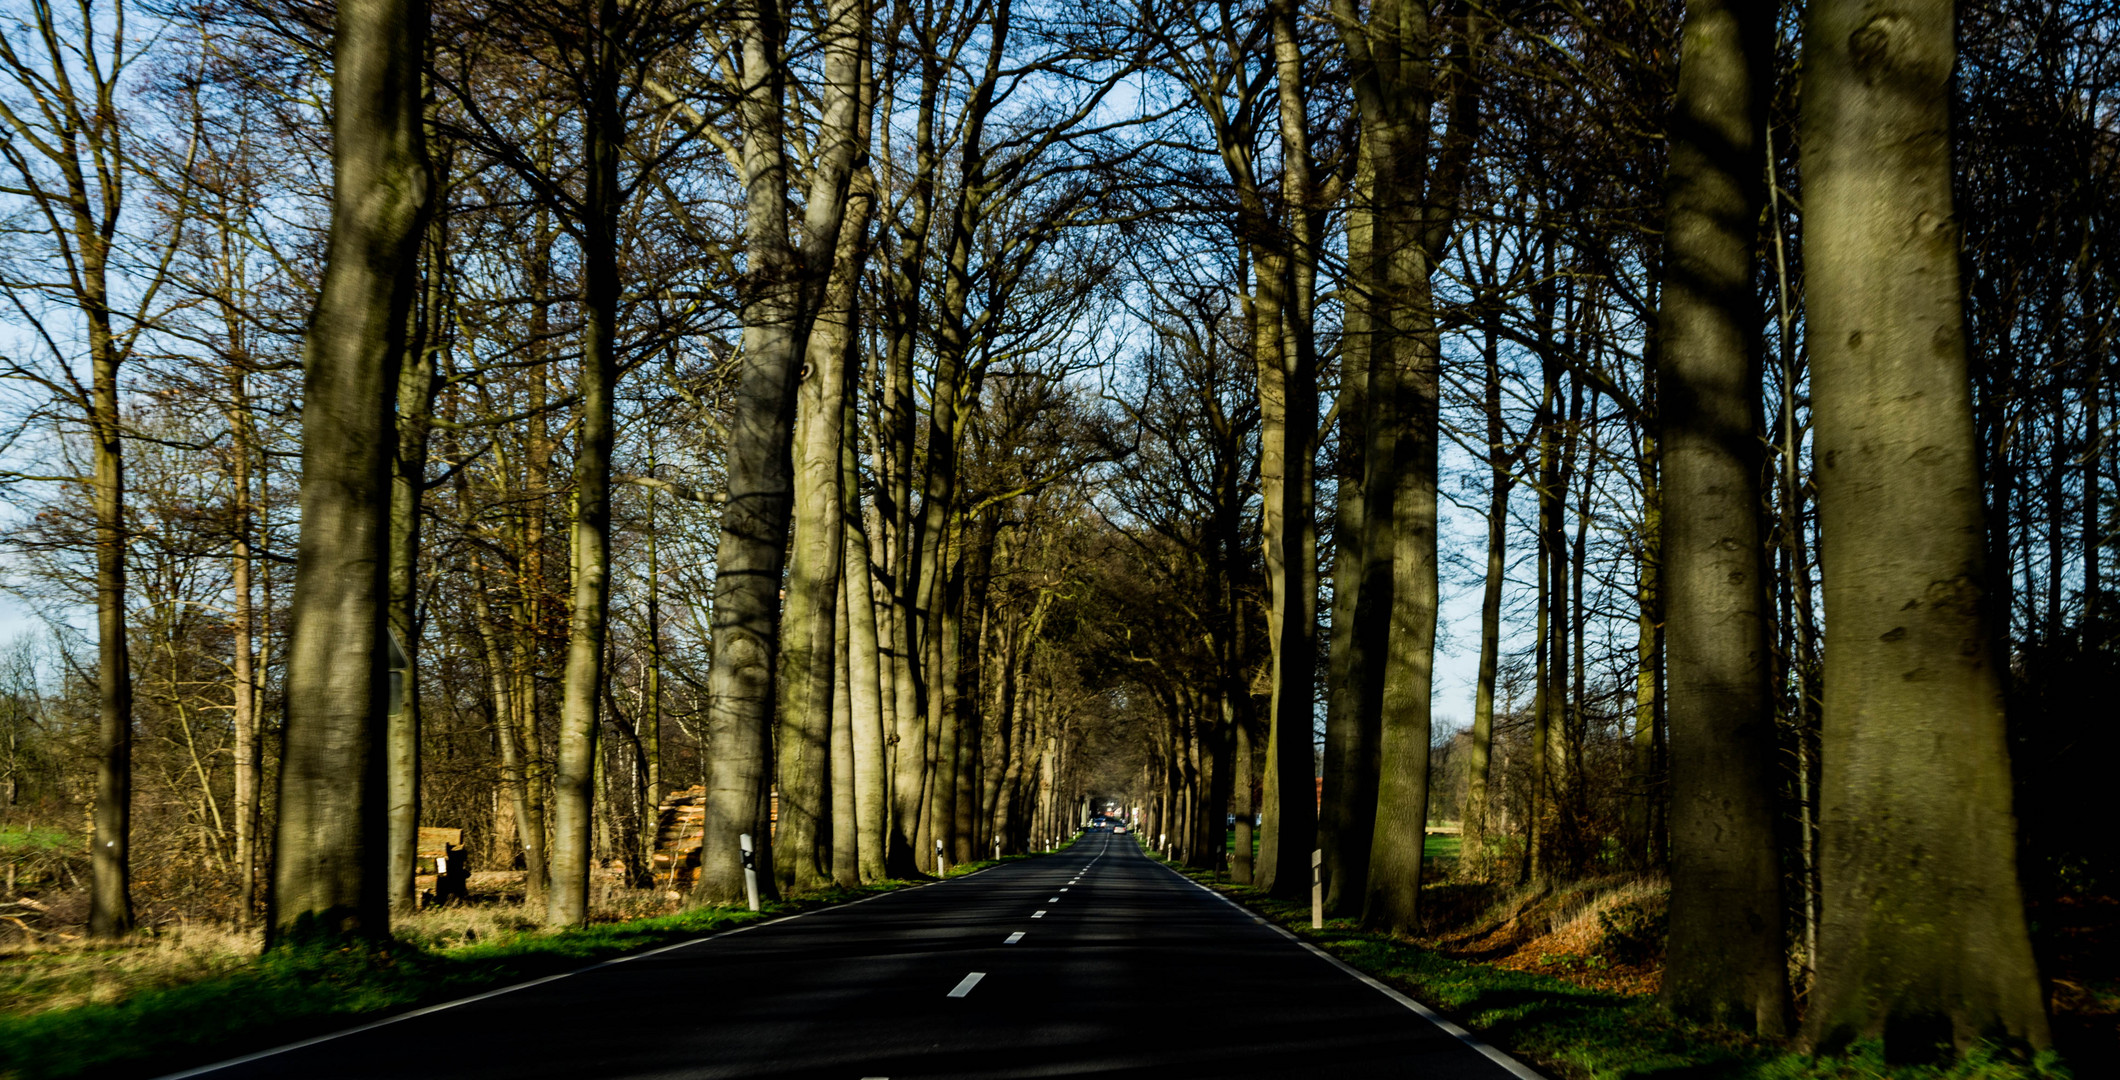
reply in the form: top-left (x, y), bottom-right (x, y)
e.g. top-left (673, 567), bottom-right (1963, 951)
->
top-left (1798, 0), bottom-right (2050, 1054)
top-left (1322, 137), bottom-right (1376, 914)
top-left (228, 375), bottom-right (261, 927)
top-left (549, 0), bottom-right (622, 925)
top-left (843, 403), bottom-right (891, 881)
top-left (777, 194), bottom-right (852, 893)
top-left (1254, 0), bottom-right (1321, 899)
top-left (697, 0), bottom-right (863, 902)
top-left (271, 0), bottom-right (429, 942)
top-left (781, 47), bottom-right (869, 886)
top-left (1334, 0), bottom-right (1483, 933)
top-left (386, 219), bottom-right (445, 917)
top-left (1654, 0), bottom-right (1790, 1033)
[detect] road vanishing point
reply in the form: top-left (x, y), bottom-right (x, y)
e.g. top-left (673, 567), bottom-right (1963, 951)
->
top-left (163, 833), bottom-right (1544, 1079)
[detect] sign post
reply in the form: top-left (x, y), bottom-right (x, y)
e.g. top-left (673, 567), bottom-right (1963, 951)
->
top-left (1311, 849), bottom-right (1324, 929)
top-left (739, 833), bottom-right (760, 912)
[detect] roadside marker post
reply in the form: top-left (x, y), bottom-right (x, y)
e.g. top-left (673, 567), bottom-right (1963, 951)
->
top-left (1311, 849), bottom-right (1323, 929)
top-left (740, 833), bottom-right (761, 913)
top-left (935, 839), bottom-right (948, 877)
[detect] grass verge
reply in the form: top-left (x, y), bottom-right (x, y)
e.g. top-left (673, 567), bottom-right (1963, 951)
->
top-left (0, 857), bottom-right (1022, 1080)
top-left (1142, 843), bottom-right (2069, 1080)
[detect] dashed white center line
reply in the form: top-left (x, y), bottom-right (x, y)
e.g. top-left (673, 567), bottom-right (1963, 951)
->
top-left (1032, 910), bottom-right (1047, 918)
top-left (1060, 887), bottom-right (1069, 892)
top-left (947, 972), bottom-right (986, 998)
top-left (1049, 896), bottom-right (1059, 902)
top-left (1005, 931), bottom-right (1025, 944)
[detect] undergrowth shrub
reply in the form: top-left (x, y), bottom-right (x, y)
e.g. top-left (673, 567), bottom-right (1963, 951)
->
top-left (1596, 890), bottom-right (1667, 966)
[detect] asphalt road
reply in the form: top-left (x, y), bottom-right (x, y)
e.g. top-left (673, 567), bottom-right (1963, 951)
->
top-left (165, 832), bottom-right (1541, 1079)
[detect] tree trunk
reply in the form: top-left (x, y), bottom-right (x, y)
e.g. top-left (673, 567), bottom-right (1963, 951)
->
top-left (1630, 421), bottom-right (1663, 871)
top-left (1331, 0), bottom-right (1484, 927)
top-left (1323, 137), bottom-right (1375, 913)
top-left (1232, 701), bottom-right (1254, 883)
top-left (549, 0), bottom-right (621, 925)
top-left (470, 569), bottom-right (542, 894)
top-left (697, 0), bottom-right (861, 904)
top-left (1464, 329), bottom-right (1508, 881)
top-left (1655, 0), bottom-right (1790, 1032)
top-left (777, 154), bottom-right (858, 893)
top-left (90, 334), bottom-right (131, 939)
top-left (1255, 0), bottom-right (1321, 898)
top-left (1798, 0), bottom-right (2050, 1054)
top-left (1361, 225), bottom-right (1443, 938)
top-left (271, 0), bottom-right (428, 942)
top-left (1525, 372), bottom-right (1557, 884)
top-left (229, 376), bottom-right (261, 928)
top-left (387, 222), bottom-right (445, 917)
top-left (842, 389), bottom-right (890, 885)
top-left (830, 567), bottom-right (859, 886)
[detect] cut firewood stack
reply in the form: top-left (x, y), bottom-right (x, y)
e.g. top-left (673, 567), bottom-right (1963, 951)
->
top-left (651, 785), bottom-right (707, 898)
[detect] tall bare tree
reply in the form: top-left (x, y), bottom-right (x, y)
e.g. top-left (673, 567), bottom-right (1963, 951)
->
top-left (0, 0), bottom-right (194, 937)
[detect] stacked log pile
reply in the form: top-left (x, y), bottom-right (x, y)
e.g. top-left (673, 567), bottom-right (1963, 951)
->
top-left (651, 786), bottom-right (707, 897)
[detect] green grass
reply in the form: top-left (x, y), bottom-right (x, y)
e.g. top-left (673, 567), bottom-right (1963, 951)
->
top-left (0, 827), bottom-right (72, 853)
top-left (0, 857), bottom-right (1028, 1080)
top-left (1144, 844), bottom-right (2067, 1080)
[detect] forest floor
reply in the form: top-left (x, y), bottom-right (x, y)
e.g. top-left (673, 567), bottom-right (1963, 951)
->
top-left (0, 856), bottom-right (1019, 1080)
top-left (1161, 846), bottom-right (2091, 1080)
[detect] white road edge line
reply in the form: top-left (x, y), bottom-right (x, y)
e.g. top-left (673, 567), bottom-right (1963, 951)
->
top-left (1152, 858), bottom-right (1549, 1080)
top-left (152, 863), bottom-right (1013, 1080)
top-left (1005, 931), bottom-right (1026, 944)
top-left (947, 971), bottom-right (986, 997)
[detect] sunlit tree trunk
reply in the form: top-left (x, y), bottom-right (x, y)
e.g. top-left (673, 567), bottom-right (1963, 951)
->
top-left (1253, 0), bottom-right (1321, 898)
top-left (843, 404), bottom-right (890, 881)
top-left (696, 0), bottom-right (862, 904)
top-left (781, 46), bottom-right (869, 885)
top-left (548, 0), bottom-right (622, 926)
top-left (1798, 0), bottom-right (2050, 1053)
top-left (271, 0), bottom-right (429, 942)
top-left (829, 571), bottom-right (858, 886)
top-left (228, 375), bottom-right (261, 926)
top-left (778, 206), bottom-right (853, 893)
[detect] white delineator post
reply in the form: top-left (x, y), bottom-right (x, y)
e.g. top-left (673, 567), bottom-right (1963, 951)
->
top-left (1311, 849), bottom-right (1323, 929)
top-left (740, 833), bottom-right (761, 913)
top-left (935, 839), bottom-right (947, 877)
